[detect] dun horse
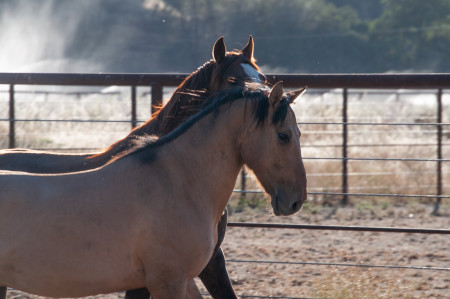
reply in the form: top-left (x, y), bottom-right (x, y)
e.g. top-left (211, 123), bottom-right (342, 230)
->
top-left (0, 36), bottom-right (265, 299)
top-left (0, 83), bottom-right (307, 298)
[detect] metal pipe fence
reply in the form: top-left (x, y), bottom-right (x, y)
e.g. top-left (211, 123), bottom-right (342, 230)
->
top-left (0, 73), bottom-right (448, 210)
top-left (0, 72), bottom-right (449, 298)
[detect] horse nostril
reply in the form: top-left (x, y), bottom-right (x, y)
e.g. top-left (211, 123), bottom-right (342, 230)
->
top-left (291, 201), bottom-right (300, 212)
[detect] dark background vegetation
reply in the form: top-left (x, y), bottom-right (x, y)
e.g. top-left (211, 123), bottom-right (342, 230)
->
top-left (1, 0), bottom-right (449, 73)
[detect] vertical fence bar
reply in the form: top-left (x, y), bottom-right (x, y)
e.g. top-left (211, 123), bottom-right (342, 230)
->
top-left (131, 86), bottom-right (137, 129)
top-left (151, 83), bottom-right (163, 116)
top-left (341, 88), bottom-right (348, 206)
top-left (433, 88), bottom-right (443, 215)
top-left (9, 84), bottom-right (15, 149)
top-left (241, 168), bottom-right (247, 199)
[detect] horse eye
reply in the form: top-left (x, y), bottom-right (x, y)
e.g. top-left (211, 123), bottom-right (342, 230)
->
top-left (278, 133), bottom-right (290, 143)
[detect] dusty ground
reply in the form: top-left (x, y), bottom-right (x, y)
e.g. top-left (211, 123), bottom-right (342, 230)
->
top-left (220, 203), bottom-right (450, 299)
top-left (5, 202), bottom-right (450, 299)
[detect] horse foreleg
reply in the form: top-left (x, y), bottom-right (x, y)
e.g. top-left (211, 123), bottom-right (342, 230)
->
top-left (0, 286), bottom-right (6, 299)
top-left (125, 288), bottom-right (150, 299)
top-left (146, 280), bottom-right (188, 299)
top-left (198, 209), bottom-right (237, 299)
top-left (198, 248), bottom-right (237, 299)
top-left (186, 279), bottom-right (202, 299)
top-left (145, 279), bottom-right (199, 299)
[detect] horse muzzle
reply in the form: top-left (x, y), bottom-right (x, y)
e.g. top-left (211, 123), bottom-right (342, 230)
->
top-left (271, 189), bottom-right (306, 216)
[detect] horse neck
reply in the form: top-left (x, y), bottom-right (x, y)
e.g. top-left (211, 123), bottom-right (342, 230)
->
top-left (154, 100), bottom-right (249, 222)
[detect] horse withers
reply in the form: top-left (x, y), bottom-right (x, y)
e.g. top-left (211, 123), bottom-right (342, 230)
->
top-left (0, 36), bottom-right (265, 299)
top-left (0, 82), bottom-right (307, 298)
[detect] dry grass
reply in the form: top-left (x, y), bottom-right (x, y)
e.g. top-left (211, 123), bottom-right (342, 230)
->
top-left (294, 90), bottom-right (450, 203)
top-left (0, 87), bottom-right (152, 150)
top-left (312, 268), bottom-right (415, 299)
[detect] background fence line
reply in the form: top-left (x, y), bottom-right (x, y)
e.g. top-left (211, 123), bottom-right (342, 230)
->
top-left (1, 72), bottom-right (448, 212)
top-left (0, 72), bottom-right (449, 298)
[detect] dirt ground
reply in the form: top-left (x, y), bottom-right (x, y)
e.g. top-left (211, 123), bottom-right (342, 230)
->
top-left (5, 203), bottom-right (450, 299)
top-left (220, 203), bottom-right (450, 299)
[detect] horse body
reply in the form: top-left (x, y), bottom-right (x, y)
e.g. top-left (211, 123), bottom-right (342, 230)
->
top-left (0, 158), bottom-right (219, 297)
top-left (0, 84), bottom-right (307, 298)
top-left (0, 171), bottom-right (144, 296)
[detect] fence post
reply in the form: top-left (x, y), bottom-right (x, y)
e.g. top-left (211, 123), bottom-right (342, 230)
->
top-left (341, 88), bottom-right (348, 206)
top-left (432, 88), bottom-right (443, 215)
top-left (131, 86), bottom-right (137, 129)
top-left (151, 83), bottom-right (163, 116)
top-left (9, 84), bottom-right (15, 149)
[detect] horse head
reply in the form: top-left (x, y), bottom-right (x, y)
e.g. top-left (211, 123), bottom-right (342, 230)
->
top-left (209, 35), bottom-right (266, 92)
top-left (146, 36), bottom-right (266, 137)
top-left (239, 82), bottom-right (307, 216)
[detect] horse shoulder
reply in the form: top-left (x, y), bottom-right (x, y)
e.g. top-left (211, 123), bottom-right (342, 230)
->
top-left (123, 155), bottom-right (218, 280)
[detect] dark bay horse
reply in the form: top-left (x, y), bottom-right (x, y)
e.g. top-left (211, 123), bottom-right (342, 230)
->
top-left (0, 36), bottom-right (265, 173)
top-left (0, 36), bottom-right (265, 299)
top-left (0, 83), bottom-right (307, 298)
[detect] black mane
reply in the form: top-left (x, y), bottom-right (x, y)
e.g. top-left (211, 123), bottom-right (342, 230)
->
top-left (118, 84), bottom-right (291, 164)
top-left (90, 51), bottom-right (261, 162)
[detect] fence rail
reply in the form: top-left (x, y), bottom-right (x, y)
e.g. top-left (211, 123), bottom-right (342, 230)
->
top-left (2, 72), bottom-right (450, 88)
top-left (227, 222), bottom-right (450, 234)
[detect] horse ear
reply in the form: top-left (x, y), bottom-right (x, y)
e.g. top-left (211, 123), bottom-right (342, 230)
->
top-left (242, 35), bottom-right (254, 60)
top-left (269, 81), bottom-right (284, 108)
top-left (285, 87), bottom-right (307, 103)
top-left (213, 36), bottom-right (227, 63)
